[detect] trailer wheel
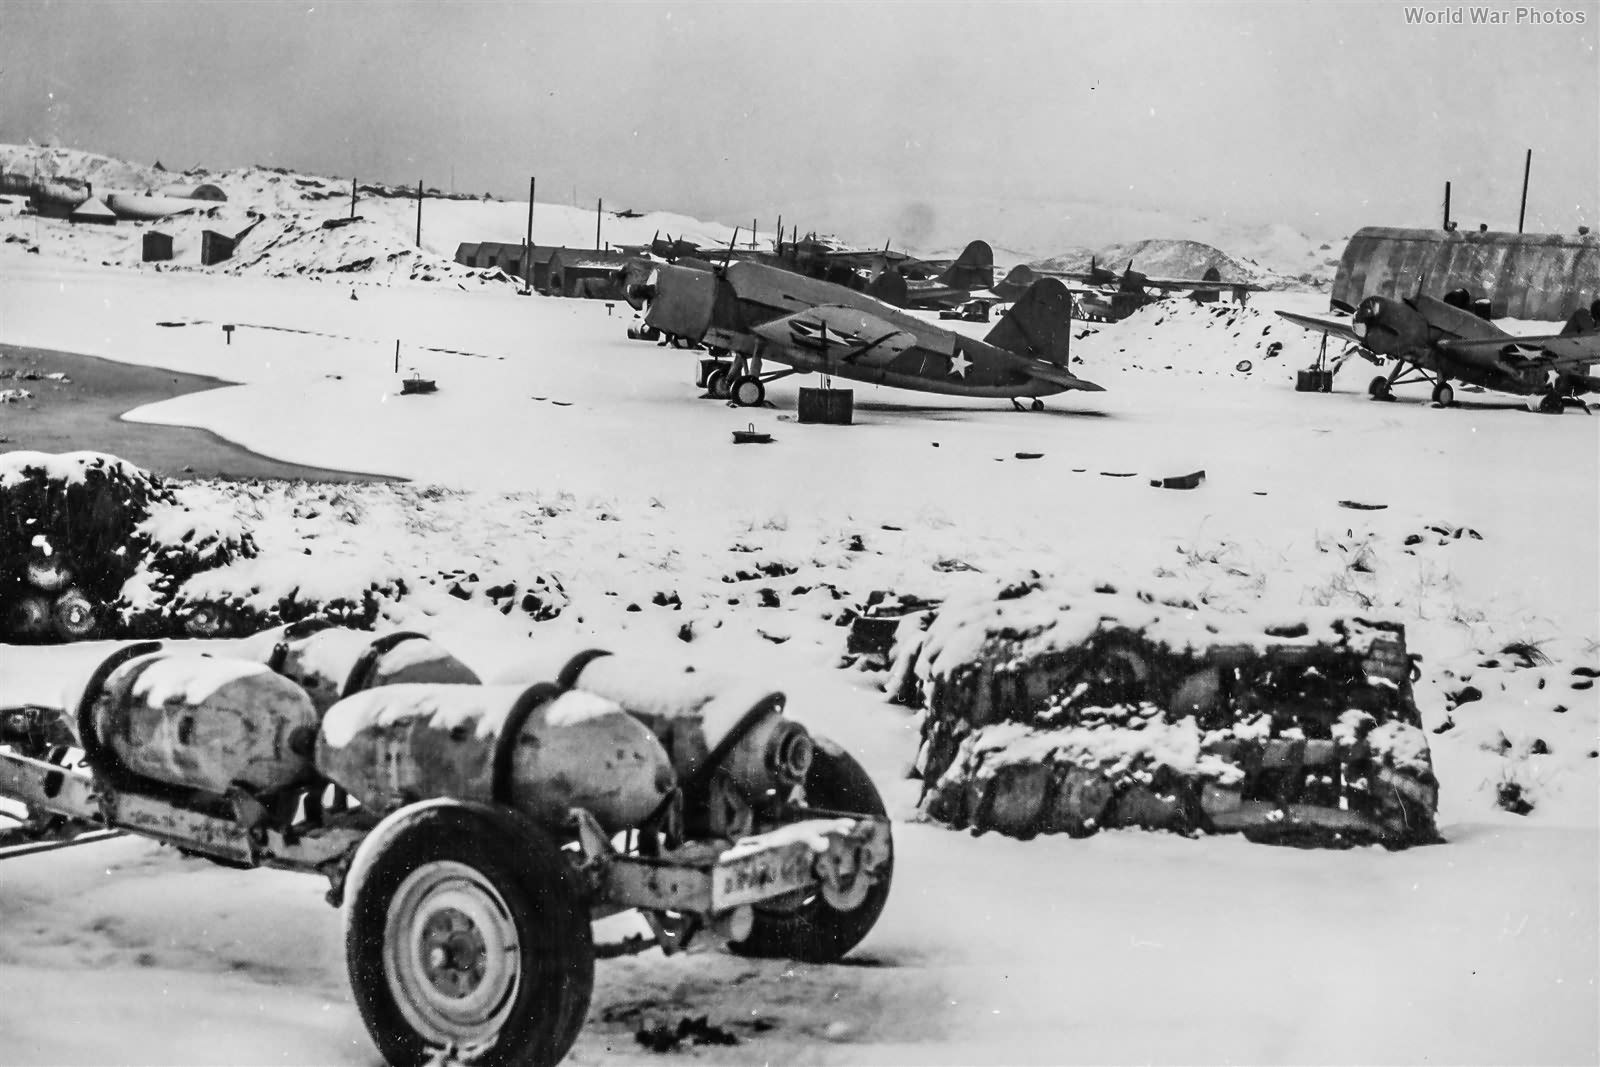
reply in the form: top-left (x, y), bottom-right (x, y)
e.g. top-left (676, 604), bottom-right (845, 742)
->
top-left (344, 803), bottom-right (594, 1067)
top-left (704, 367), bottom-right (731, 400)
top-left (732, 738), bottom-right (893, 964)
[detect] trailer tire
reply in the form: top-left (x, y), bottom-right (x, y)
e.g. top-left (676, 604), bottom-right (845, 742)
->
top-left (344, 802), bottom-right (594, 1067)
top-left (731, 738), bottom-right (893, 964)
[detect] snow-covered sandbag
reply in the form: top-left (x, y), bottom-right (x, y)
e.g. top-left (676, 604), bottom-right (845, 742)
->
top-left (902, 575), bottom-right (1440, 848)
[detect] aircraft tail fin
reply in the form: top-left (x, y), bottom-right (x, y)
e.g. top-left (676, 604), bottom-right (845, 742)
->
top-left (1559, 299), bottom-right (1600, 337)
top-left (990, 265), bottom-right (1040, 303)
top-left (935, 240), bottom-right (995, 291)
top-left (983, 276), bottom-right (1075, 366)
top-left (867, 267), bottom-right (908, 308)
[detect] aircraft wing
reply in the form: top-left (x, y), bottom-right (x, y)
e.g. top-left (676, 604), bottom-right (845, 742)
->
top-left (1276, 309), bottom-right (1362, 344)
top-left (750, 304), bottom-right (917, 368)
top-left (1139, 277), bottom-right (1263, 292)
top-left (1438, 334), bottom-right (1600, 367)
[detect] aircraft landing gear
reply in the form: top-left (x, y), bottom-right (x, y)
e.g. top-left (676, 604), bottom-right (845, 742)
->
top-left (1368, 376), bottom-right (1392, 400)
top-left (1031, 398), bottom-right (1046, 412)
top-left (1431, 382), bottom-right (1454, 407)
top-left (1010, 398), bottom-right (1047, 412)
top-left (1538, 390), bottom-right (1565, 415)
top-left (704, 366), bottom-right (733, 400)
top-left (730, 376), bottom-right (766, 407)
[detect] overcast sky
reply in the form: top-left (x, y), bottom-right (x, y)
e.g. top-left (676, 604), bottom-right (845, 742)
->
top-left (2, 0), bottom-right (1595, 243)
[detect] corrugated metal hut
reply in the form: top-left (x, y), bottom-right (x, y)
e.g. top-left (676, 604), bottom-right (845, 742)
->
top-left (547, 248), bottom-right (634, 298)
top-left (462, 242), bottom-right (559, 290)
top-left (142, 231), bottom-right (174, 262)
top-left (1331, 227), bottom-right (1599, 322)
top-left (162, 183), bottom-right (228, 202)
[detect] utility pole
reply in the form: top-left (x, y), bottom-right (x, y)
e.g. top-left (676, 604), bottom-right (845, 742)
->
top-left (595, 198), bottom-right (602, 251)
top-left (523, 177), bottom-right (535, 292)
top-left (750, 218), bottom-right (757, 250)
top-left (1517, 149), bottom-right (1532, 234)
top-left (350, 176), bottom-right (357, 219)
top-left (415, 179), bottom-right (423, 247)
top-left (1442, 180), bottom-right (1451, 231)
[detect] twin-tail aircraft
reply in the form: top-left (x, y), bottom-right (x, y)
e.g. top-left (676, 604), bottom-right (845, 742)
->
top-left (1277, 290), bottom-right (1600, 413)
top-left (622, 256), bottom-right (1103, 409)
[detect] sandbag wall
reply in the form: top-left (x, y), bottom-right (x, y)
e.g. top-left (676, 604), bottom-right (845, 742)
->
top-left (882, 578), bottom-right (1440, 848)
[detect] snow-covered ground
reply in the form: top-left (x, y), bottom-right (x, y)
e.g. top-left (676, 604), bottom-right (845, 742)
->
top-left (0, 207), bottom-right (1596, 1065)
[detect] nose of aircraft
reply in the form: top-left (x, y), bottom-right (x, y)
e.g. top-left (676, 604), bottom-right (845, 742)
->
top-left (1352, 297), bottom-right (1383, 339)
top-left (624, 267), bottom-right (659, 311)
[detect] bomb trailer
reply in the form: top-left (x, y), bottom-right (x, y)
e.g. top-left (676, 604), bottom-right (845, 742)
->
top-left (0, 624), bottom-right (893, 1067)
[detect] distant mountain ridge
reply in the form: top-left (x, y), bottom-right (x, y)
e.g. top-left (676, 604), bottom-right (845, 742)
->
top-left (1, 142), bottom-right (1340, 289)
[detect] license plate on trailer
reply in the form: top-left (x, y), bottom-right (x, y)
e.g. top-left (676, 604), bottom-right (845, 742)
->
top-left (710, 839), bottom-right (818, 912)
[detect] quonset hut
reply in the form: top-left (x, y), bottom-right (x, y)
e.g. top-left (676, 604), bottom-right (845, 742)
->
top-left (1331, 227), bottom-right (1599, 322)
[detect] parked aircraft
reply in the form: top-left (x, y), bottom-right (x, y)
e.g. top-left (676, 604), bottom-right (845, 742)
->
top-left (622, 259), bottom-right (1102, 409)
top-left (612, 207), bottom-right (645, 219)
top-left (1277, 291), bottom-right (1600, 413)
top-left (993, 259), bottom-right (1261, 321)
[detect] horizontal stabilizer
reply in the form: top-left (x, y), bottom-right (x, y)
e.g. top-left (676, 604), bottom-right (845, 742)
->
top-left (1024, 360), bottom-right (1104, 392)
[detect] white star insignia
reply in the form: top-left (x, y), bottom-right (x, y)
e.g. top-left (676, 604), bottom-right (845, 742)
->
top-left (949, 346), bottom-right (972, 378)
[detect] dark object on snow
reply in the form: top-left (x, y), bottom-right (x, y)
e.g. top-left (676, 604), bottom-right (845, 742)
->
top-left (1151, 470), bottom-right (1205, 490)
top-left (1338, 500), bottom-right (1387, 510)
top-left (1296, 369), bottom-right (1335, 392)
top-left (1015, 452), bottom-right (1044, 460)
top-left (400, 372), bottom-right (437, 395)
top-left (798, 387), bottom-right (853, 425)
top-left (141, 231), bottom-right (173, 263)
top-left (1099, 471), bottom-right (1138, 478)
top-left (899, 579), bottom-right (1440, 848)
top-left (635, 1015), bottom-right (740, 1053)
top-left (199, 229), bottom-right (235, 266)
top-left (731, 423), bottom-right (772, 444)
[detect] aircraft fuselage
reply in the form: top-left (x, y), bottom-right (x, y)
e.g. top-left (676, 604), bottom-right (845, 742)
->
top-left (645, 261), bottom-right (1068, 399)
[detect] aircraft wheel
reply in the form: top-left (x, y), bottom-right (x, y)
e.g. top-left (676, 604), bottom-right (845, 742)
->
top-left (1030, 399), bottom-right (1045, 412)
top-left (730, 376), bottom-right (766, 408)
top-left (730, 738), bottom-right (892, 964)
top-left (704, 367), bottom-right (732, 400)
top-left (1431, 382), bottom-right (1454, 407)
top-left (1368, 376), bottom-right (1391, 401)
top-left (344, 803), bottom-right (594, 1067)
top-left (1538, 391), bottom-right (1564, 415)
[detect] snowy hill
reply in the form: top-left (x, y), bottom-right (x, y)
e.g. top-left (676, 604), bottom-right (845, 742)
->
top-left (3, 143), bottom-right (1338, 291)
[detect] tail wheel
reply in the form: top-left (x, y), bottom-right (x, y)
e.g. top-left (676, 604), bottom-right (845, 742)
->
top-left (730, 376), bottom-right (766, 407)
top-left (705, 367), bottom-right (732, 400)
top-left (731, 738), bottom-right (893, 964)
top-left (1431, 382), bottom-right (1454, 407)
top-left (344, 804), bottom-right (594, 1067)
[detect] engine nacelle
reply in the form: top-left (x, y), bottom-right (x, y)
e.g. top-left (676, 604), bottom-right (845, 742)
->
top-left (316, 683), bottom-right (675, 834)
